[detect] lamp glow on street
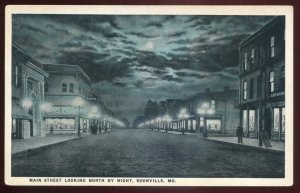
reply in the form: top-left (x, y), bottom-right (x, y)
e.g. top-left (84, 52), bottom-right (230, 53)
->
top-left (41, 102), bottom-right (52, 112)
top-left (73, 97), bottom-right (85, 107)
top-left (178, 108), bottom-right (189, 119)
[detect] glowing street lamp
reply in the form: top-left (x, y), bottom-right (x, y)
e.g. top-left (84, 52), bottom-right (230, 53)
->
top-left (163, 114), bottom-right (172, 132)
top-left (197, 102), bottom-right (215, 138)
top-left (73, 97), bottom-right (85, 137)
top-left (22, 97), bottom-right (33, 112)
top-left (178, 108), bottom-right (189, 134)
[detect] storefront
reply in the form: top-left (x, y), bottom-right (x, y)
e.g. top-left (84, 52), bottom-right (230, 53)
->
top-left (242, 108), bottom-right (258, 138)
top-left (272, 106), bottom-right (285, 141)
top-left (12, 101), bottom-right (33, 139)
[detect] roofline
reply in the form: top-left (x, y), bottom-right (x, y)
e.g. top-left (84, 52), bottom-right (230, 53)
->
top-left (239, 16), bottom-right (284, 48)
top-left (44, 64), bottom-right (91, 83)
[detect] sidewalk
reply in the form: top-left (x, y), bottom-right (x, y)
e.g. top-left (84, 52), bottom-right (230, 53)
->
top-left (206, 137), bottom-right (284, 152)
top-left (12, 134), bottom-right (80, 157)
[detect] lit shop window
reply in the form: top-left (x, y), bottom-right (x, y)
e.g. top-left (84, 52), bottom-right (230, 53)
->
top-left (211, 100), bottom-right (216, 109)
top-left (249, 110), bottom-right (255, 132)
top-left (282, 108), bottom-right (285, 132)
top-left (273, 108), bottom-right (280, 132)
top-left (270, 36), bottom-right (275, 57)
top-left (15, 65), bottom-right (19, 86)
top-left (270, 71), bottom-right (275, 93)
top-left (243, 110), bottom-right (248, 132)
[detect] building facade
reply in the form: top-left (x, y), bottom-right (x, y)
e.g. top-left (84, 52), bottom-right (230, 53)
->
top-left (44, 64), bottom-right (102, 134)
top-left (12, 44), bottom-right (49, 139)
top-left (156, 87), bottom-right (239, 134)
top-left (239, 16), bottom-right (285, 141)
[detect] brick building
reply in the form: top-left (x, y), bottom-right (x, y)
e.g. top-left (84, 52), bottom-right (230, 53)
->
top-left (239, 16), bottom-right (285, 141)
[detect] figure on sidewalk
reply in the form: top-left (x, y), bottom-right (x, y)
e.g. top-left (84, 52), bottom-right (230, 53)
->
top-left (236, 123), bottom-right (243, 144)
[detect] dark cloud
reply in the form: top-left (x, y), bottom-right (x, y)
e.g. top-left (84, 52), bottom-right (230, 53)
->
top-left (161, 75), bottom-right (182, 82)
top-left (189, 19), bottom-right (212, 28)
top-left (145, 21), bottom-right (163, 28)
top-left (18, 24), bottom-right (48, 35)
top-left (133, 80), bottom-right (144, 89)
top-left (121, 39), bottom-right (137, 45)
top-left (161, 16), bottom-right (176, 23)
top-left (167, 31), bottom-right (186, 37)
top-left (212, 73), bottom-right (238, 81)
top-left (127, 32), bottom-right (157, 38)
top-left (175, 72), bottom-right (209, 79)
top-left (113, 82), bottom-right (127, 87)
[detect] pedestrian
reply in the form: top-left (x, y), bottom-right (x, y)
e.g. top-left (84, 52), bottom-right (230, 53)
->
top-left (236, 123), bottom-right (243, 144)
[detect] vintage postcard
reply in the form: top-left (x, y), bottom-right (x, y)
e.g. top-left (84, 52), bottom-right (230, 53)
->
top-left (5, 5), bottom-right (293, 186)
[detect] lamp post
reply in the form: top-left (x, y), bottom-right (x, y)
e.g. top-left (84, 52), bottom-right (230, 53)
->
top-left (163, 115), bottom-right (171, 133)
top-left (89, 105), bottom-right (99, 134)
top-left (197, 102), bottom-right (214, 138)
top-left (178, 108), bottom-right (189, 134)
top-left (73, 97), bottom-right (85, 137)
top-left (22, 97), bottom-right (33, 112)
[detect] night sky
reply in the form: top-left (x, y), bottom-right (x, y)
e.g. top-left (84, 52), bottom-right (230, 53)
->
top-left (12, 15), bottom-right (274, 122)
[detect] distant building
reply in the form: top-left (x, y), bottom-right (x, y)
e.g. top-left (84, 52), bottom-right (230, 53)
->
top-left (239, 16), bottom-right (285, 141)
top-left (159, 87), bottom-right (239, 134)
top-left (12, 44), bottom-right (49, 139)
top-left (43, 64), bottom-right (102, 134)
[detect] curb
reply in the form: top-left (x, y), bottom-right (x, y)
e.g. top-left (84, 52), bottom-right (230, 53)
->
top-left (12, 137), bottom-right (81, 158)
top-left (203, 138), bottom-right (284, 153)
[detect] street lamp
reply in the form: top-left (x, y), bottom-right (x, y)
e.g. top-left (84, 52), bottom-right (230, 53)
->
top-left (197, 102), bottom-right (215, 138)
top-left (178, 108), bottom-right (189, 134)
top-left (89, 105), bottom-right (100, 134)
top-left (163, 114), bottom-right (171, 133)
top-left (73, 97), bottom-right (85, 137)
top-left (22, 97), bottom-right (33, 112)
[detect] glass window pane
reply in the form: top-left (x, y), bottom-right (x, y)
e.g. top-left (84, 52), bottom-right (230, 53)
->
top-left (273, 108), bottom-right (280, 132)
top-left (282, 108), bottom-right (285, 132)
top-left (249, 110), bottom-right (255, 131)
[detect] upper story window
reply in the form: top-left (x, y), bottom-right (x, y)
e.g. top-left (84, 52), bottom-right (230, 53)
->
top-left (211, 100), bottom-right (216, 109)
top-left (69, 83), bottom-right (74, 93)
top-left (270, 36), bottom-right (275, 58)
top-left (14, 65), bottom-right (19, 86)
top-left (45, 82), bottom-right (48, 92)
top-left (251, 48), bottom-right (255, 65)
top-left (62, 83), bottom-right (67, 92)
top-left (270, 71), bottom-right (275, 93)
top-left (243, 52), bottom-right (248, 70)
top-left (243, 81), bottom-right (247, 100)
top-left (257, 75), bottom-right (261, 97)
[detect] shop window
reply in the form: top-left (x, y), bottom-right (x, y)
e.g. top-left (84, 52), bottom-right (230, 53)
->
top-left (242, 110), bottom-right (248, 132)
top-left (269, 71), bottom-right (275, 93)
top-left (243, 81), bottom-right (247, 100)
top-left (62, 83), bottom-right (67, 92)
top-left (270, 36), bottom-right (275, 58)
top-left (46, 118), bottom-right (75, 131)
top-left (69, 83), bottom-right (74, 93)
top-left (206, 119), bottom-right (221, 131)
top-left (243, 52), bottom-right (248, 70)
top-left (249, 110), bottom-right (255, 132)
top-left (282, 108), bottom-right (285, 132)
top-left (273, 108), bottom-right (280, 132)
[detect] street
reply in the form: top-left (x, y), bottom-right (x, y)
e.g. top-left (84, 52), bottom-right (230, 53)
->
top-left (12, 129), bottom-right (284, 178)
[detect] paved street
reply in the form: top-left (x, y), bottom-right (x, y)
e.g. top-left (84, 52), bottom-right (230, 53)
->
top-left (12, 129), bottom-right (284, 178)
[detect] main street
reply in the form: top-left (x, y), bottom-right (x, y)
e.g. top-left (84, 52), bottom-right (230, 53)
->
top-left (12, 129), bottom-right (284, 178)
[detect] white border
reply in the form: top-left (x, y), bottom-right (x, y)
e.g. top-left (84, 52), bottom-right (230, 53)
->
top-left (5, 5), bottom-right (294, 186)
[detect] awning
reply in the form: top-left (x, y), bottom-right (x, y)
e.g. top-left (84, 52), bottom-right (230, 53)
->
top-left (12, 101), bottom-right (32, 119)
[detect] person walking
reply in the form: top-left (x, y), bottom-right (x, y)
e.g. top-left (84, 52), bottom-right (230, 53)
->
top-left (236, 123), bottom-right (243, 144)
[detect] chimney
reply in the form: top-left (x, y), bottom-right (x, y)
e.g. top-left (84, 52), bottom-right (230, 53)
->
top-left (205, 88), bottom-right (210, 93)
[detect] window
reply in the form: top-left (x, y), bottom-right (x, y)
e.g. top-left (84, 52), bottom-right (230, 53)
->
top-left (257, 75), bottom-right (261, 97)
top-left (243, 52), bottom-right (248, 70)
top-left (270, 36), bottom-right (275, 57)
top-left (249, 78), bottom-right (254, 99)
top-left (14, 65), bottom-right (19, 86)
top-left (211, 100), bottom-right (216, 109)
top-left (273, 108), bottom-right (280, 132)
top-left (45, 82), bottom-right (48, 92)
top-left (270, 71), bottom-right (275, 93)
top-left (282, 108), bottom-right (285, 132)
top-left (69, 83), bottom-right (74, 93)
top-left (62, 83), bottom-right (67, 92)
top-left (251, 48), bottom-right (255, 65)
top-left (243, 81), bottom-right (247, 100)
top-left (27, 81), bottom-right (33, 91)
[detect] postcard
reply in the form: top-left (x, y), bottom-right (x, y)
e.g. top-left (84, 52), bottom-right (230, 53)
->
top-left (5, 5), bottom-right (293, 186)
